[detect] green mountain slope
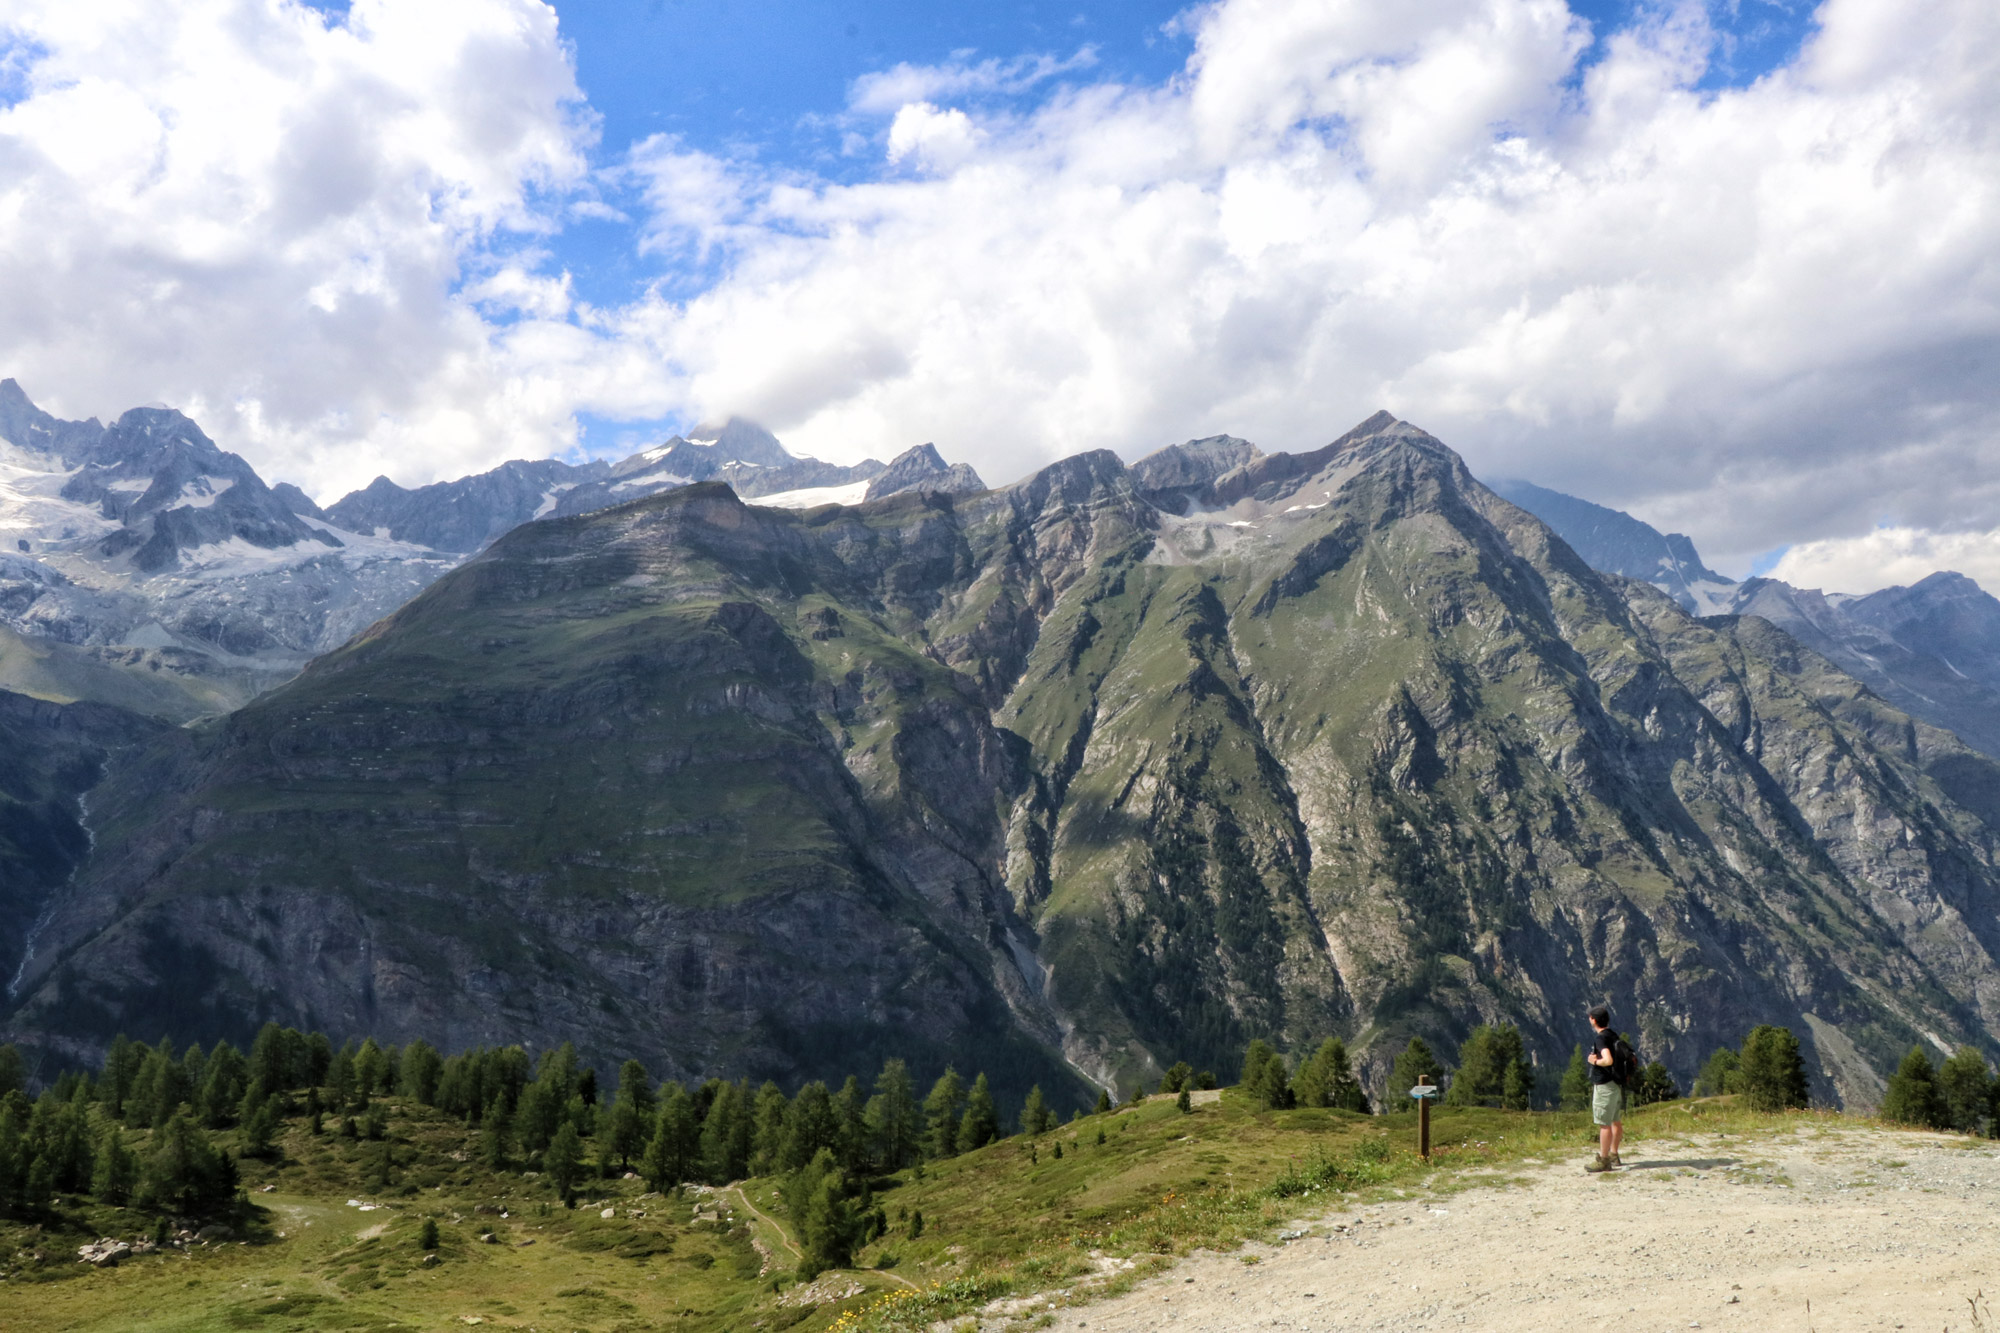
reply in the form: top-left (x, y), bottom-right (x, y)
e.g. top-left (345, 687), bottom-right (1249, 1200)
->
top-left (7, 417), bottom-right (1999, 1106)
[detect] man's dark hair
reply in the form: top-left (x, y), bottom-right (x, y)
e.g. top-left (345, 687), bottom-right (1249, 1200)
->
top-left (1588, 1006), bottom-right (1611, 1028)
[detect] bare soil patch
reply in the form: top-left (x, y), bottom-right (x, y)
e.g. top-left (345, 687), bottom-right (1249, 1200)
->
top-left (1012, 1125), bottom-right (2000, 1332)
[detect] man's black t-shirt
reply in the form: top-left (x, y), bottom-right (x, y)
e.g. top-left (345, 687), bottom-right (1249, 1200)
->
top-left (1589, 1028), bottom-right (1618, 1085)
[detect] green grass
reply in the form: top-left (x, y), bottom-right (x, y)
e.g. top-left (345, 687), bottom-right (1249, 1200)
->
top-left (1, 1090), bottom-right (1947, 1333)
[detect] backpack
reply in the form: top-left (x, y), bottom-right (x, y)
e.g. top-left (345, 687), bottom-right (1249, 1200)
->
top-left (1609, 1033), bottom-right (1640, 1087)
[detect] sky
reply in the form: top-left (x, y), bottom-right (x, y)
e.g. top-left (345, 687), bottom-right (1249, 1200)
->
top-left (0, 0), bottom-right (1996, 593)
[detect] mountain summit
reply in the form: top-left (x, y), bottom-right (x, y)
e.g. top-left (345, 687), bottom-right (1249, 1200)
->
top-left (9, 413), bottom-right (1998, 1108)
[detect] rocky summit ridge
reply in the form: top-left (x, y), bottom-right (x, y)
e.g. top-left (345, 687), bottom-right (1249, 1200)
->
top-left (6, 412), bottom-right (1999, 1113)
top-left (1499, 479), bottom-right (2000, 763)
top-left (0, 382), bottom-right (981, 722)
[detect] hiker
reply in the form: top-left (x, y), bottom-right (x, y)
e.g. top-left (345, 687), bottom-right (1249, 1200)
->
top-left (1585, 1005), bottom-right (1626, 1172)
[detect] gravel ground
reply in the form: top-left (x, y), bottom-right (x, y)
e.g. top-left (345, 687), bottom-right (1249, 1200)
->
top-left (1004, 1124), bottom-right (2000, 1333)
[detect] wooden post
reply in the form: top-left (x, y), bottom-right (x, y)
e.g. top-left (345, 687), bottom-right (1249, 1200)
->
top-left (1417, 1075), bottom-right (1432, 1160)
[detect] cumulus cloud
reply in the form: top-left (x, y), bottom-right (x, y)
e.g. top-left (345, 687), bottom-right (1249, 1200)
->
top-left (1769, 528), bottom-right (2000, 597)
top-left (627, 0), bottom-right (2000, 582)
top-left (4, 0), bottom-right (1999, 588)
top-left (0, 0), bottom-right (642, 498)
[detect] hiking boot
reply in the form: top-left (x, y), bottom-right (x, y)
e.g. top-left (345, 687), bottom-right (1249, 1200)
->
top-left (1611, 1153), bottom-right (1622, 1168)
top-left (1585, 1155), bottom-right (1612, 1174)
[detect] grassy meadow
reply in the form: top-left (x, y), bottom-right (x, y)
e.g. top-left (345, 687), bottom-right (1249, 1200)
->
top-left (0, 1086), bottom-right (1855, 1333)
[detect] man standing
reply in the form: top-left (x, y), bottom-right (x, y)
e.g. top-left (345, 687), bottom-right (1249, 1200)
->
top-left (1584, 1005), bottom-right (1624, 1173)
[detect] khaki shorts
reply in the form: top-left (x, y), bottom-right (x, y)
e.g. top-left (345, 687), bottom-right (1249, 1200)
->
top-left (1592, 1083), bottom-right (1624, 1127)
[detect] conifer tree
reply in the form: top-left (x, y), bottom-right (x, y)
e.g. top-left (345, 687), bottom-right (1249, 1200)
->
top-left (616, 1059), bottom-right (655, 1117)
top-left (1159, 1062), bottom-right (1194, 1095)
top-left (1559, 1045), bottom-right (1590, 1111)
top-left (179, 1043), bottom-right (208, 1107)
top-left (956, 1074), bottom-right (999, 1152)
top-left (1737, 1026), bottom-right (1810, 1112)
top-left (1387, 1036), bottom-right (1444, 1111)
top-left (643, 1083), bottom-right (699, 1189)
top-left (1093, 1088), bottom-right (1113, 1114)
top-left (516, 1073), bottom-right (563, 1159)
top-left (1630, 1063), bottom-right (1678, 1107)
top-left (1936, 1047), bottom-right (1993, 1134)
top-left (1292, 1039), bottom-right (1370, 1112)
top-left (750, 1081), bottom-right (790, 1176)
top-left (1018, 1085), bottom-right (1051, 1136)
top-left (1881, 1045), bottom-right (1947, 1129)
top-left (865, 1060), bottom-right (919, 1171)
top-left (921, 1069), bottom-right (966, 1160)
top-left (832, 1076), bottom-right (869, 1175)
top-left (1239, 1040), bottom-right (1291, 1109)
top-left (330, 1043), bottom-right (358, 1113)
top-left (248, 1023), bottom-right (288, 1093)
top-left (91, 1123), bottom-right (137, 1205)
top-left (783, 1081), bottom-right (839, 1173)
top-left (137, 1111), bottom-right (238, 1216)
top-left (698, 1080), bottom-right (750, 1183)
top-left (305, 1031), bottom-right (334, 1088)
top-left (1691, 1047), bottom-right (1740, 1097)
top-left (0, 1043), bottom-right (22, 1100)
top-left (200, 1043), bottom-right (249, 1128)
top-left (103, 1036), bottom-right (143, 1119)
top-left (1445, 1024), bottom-right (1530, 1108)
top-left (604, 1094), bottom-right (647, 1173)
top-left (240, 1094), bottom-right (281, 1159)
top-left (481, 1095), bottom-right (513, 1171)
top-left (400, 1040), bottom-right (444, 1106)
top-left (546, 1121), bottom-right (584, 1202)
top-left (0, 1094), bottom-right (25, 1210)
top-left (784, 1148), bottom-right (861, 1279)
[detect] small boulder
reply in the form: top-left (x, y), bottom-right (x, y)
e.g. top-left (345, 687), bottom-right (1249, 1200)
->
top-left (76, 1240), bottom-right (132, 1267)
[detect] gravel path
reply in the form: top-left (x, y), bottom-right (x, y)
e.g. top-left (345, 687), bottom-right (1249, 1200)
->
top-left (1021, 1125), bottom-right (2000, 1333)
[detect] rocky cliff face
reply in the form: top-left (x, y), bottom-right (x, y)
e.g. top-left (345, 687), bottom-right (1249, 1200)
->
top-left (6, 416), bottom-right (1999, 1108)
top-left (0, 689), bottom-right (165, 1005)
top-left (1501, 479), bottom-right (2000, 764)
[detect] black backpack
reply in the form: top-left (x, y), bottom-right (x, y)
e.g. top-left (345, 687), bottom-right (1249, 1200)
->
top-left (1609, 1032), bottom-right (1640, 1087)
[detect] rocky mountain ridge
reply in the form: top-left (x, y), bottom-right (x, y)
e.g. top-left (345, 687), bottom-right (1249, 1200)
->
top-left (1499, 478), bottom-right (2000, 761)
top-left (0, 382), bottom-right (981, 721)
top-left (6, 412), bottom-right (1998, 1111)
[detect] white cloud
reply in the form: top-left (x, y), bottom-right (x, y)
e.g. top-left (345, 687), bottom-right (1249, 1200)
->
top-left (0, 0), bottom-right (636, 499)
top-left (850, 49), bottom-right (1099, 115)
top-left (4, 0), bottom-right (2000, 593)
top-left (1769, 527), bottom-right (2000, 598)
top-left (885, 103), bottom-right (983, 171)
top-left (627, 0), bottom-right (2000, 583)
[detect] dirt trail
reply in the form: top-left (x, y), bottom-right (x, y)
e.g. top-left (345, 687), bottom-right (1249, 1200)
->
top-left (1014, 1125), bottom-right (2000, 1332)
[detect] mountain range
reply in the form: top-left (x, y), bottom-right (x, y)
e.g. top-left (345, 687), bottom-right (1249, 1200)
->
top-left (1492, 479), bottom-right (2000, 762)
top-left (0, 380), bottom-right (980, 723)
top-left (4, 401), bottom-right (1999, 1112)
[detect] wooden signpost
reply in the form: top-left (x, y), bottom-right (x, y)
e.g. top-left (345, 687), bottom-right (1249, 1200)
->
top-left (1410, 1075), bottom-right (1437, 1159)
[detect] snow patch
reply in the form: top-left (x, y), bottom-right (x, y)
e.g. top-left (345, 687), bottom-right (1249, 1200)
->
top-left (170, 476), bottom-right (234, 509)
top-left (613, 467), bottom-right (692, 491)
top-left (531, 484), bottom-right (576, 519)
top-left (748, 481), bottom-right (871, 509)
